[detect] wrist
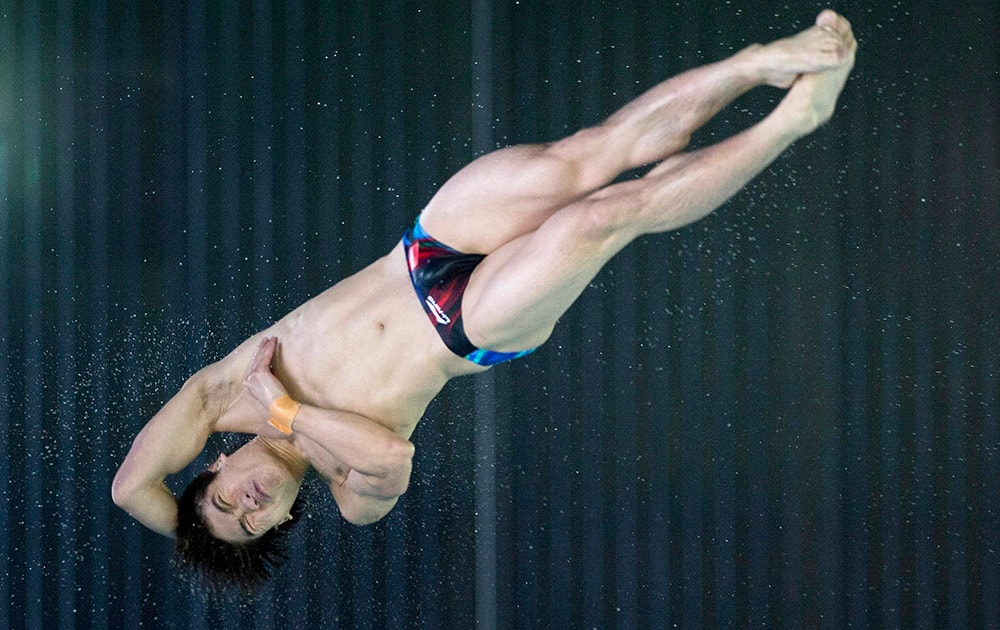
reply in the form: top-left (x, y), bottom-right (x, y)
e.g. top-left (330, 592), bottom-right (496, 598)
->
top-left (268, 394), bottom-right (301, 434)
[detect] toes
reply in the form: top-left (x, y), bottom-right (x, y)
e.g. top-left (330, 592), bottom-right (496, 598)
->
top-left (813, 31), bottom-right (847, 65)
top-left (815, 9), bottom-right (839, 28)
top-left (816, 9), bottom-right (852, 38)
top-left (814, 10), bottom-right (855, 61)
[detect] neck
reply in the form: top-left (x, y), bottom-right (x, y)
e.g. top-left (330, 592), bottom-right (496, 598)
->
top-left (254, 436), bottom-right (309, 480)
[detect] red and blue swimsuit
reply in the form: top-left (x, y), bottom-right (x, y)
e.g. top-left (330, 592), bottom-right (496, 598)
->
top-left (403, 218), bottom-right (537, 367)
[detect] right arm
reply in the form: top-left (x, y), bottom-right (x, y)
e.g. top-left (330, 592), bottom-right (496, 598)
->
top-left (111, 364), bottom-right (233, 537)
top-left (245, 337), bottom-right (415, 525)
top-left (244, 337), bottom-right (414, 525)
top-left (291, 406), bottom-right (415, 496)
top-left (290, 404), bottom-right (415, 525)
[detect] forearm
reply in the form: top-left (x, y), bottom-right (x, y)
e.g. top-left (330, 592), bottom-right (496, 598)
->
top-left (244, 337), bottom-right (414, 496)
top-left (291, 404), bottom-right (414, 492)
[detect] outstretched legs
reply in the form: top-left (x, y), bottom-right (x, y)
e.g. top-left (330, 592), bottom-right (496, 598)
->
top-left (420, 9), bottom-right (854, 255)
top-left (459, 10), bottom-right (856, 352)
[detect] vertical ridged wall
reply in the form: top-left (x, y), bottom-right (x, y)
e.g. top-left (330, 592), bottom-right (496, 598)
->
top-left (1, 1), bottom-right (997, 627)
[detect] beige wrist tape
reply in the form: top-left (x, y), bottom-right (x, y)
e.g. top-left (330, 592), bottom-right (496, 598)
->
top-left (268, 394), bottom-right (301, 435)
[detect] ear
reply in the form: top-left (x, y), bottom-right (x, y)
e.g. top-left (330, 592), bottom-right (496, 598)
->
top-left (208, 453), bottom-right (227, 472)
top-left (281, 513), bottom-right (293, 524)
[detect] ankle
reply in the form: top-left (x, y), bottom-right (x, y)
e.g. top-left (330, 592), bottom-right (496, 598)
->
top-left (730, 44), bottom-right (767, 87)
top-left (771, 93), bottom-right (819, 138)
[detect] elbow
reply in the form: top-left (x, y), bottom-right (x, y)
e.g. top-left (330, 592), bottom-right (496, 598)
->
top-left (111, 467), bottom-right (140, 509)
top-left (376, 438), bottom-right (415, 496)
top-left (111, 474), bottom-right (130, 508)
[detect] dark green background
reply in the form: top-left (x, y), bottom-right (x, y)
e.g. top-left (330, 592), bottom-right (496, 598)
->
top-left (1, 0), bottom-right (997, 627)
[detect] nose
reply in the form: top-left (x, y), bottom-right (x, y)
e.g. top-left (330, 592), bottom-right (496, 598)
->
top-left (238, 492), bottom-right (259, 511)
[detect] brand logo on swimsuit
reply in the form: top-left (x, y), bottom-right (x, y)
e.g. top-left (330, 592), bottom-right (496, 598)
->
top-left (425, 296), bottom-right (451, 325)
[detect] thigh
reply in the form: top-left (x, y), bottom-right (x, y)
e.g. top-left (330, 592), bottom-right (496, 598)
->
top-left (459, 181), bottom-right (642, 352)
top-left (419, 128), bottom-right (628, 255)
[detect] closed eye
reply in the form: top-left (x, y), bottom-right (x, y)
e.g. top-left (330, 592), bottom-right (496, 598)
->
top-left (213, 496), bottom-right (258, 538)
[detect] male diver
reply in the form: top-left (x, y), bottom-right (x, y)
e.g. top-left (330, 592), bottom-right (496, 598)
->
top-left (113, 10), bottom-right (856, 589)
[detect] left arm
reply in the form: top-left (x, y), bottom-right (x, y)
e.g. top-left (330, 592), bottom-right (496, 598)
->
top-left (112, 363), bottom-right (233, 537)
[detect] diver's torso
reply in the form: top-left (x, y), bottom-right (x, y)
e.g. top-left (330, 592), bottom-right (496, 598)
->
top-left (266, 241), bottom-right (486, 438)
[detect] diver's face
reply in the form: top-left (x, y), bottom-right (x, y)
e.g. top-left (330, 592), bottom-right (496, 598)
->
top-left (200, 448), bottom-right (301, 543)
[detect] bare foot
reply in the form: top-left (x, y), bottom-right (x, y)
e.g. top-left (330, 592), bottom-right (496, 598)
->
top-left (743, 9), bottom-right (855, 88)
top-left (778, 19), bottom-right (857, 134)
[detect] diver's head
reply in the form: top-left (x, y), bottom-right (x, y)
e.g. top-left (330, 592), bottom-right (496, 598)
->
top-left (174, 438), bottom-right (308, 592)
top-left (199, 440), bottom-right (307, 541)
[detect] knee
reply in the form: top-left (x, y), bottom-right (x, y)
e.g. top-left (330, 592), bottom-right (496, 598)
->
top-left (574, 181), bottom-right (647, 243)
top-left (542, 126), bottom-right (623, 193)
top-left (523, 148), bottom-right (589, 200)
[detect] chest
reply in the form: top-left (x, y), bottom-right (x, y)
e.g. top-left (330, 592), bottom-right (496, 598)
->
top-left (275, 264), bottom-right (452, 435)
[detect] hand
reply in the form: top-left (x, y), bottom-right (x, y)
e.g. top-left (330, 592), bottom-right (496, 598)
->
top-left (244, 337), bottom-right (288, 412)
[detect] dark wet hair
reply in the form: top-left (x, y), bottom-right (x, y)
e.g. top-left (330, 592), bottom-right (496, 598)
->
top-left (174, 468), bottom-right (305, 594)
